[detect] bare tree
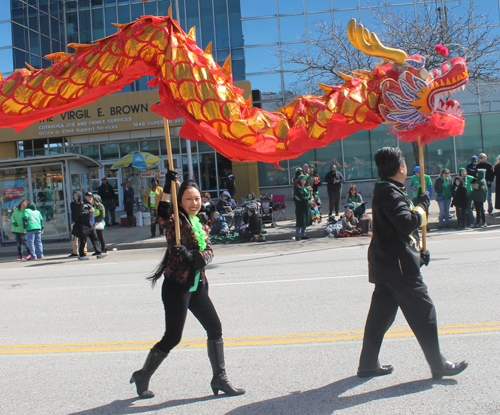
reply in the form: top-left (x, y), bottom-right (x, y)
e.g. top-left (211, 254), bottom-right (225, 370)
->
top-left (279, 0), bottom-right (500, 97)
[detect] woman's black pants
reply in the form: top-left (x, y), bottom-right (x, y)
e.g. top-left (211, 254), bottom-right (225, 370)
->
top-left (96, 229), bottom-right (106, 252)
top-left (14, 232), bottom-right (31, 257)
top-left (474, 201), bottom-right (485, 225)
top-left (156, 278), bottom-right (222, 353)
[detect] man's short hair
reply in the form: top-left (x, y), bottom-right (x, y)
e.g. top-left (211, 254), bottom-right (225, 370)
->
top-left (374, 147), bottom-right (405, 178)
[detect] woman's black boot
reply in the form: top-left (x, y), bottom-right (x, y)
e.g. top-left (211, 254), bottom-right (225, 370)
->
top-left (207, 338), bottom-right (245, 396)
top-left (130, 345), bottom-right (168, 399)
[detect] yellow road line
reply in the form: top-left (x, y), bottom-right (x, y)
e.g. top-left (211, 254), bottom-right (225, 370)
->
top-left (1, 321), bottom-right (499, 355)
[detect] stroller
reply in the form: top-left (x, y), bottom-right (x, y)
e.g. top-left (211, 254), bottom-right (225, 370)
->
top-left (259, 193), bottom-right (276, 227)
top-left (311, 193), bottom-right (322, 225)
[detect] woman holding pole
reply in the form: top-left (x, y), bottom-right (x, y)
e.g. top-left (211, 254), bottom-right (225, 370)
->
top-left (130, 172), bottom-right (245, 399)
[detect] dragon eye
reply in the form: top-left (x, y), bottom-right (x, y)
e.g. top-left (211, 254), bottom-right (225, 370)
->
top-left (419, 68), bottom-right (429, 80)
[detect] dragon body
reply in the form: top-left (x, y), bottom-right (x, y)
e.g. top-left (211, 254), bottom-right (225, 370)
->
top-left (0, 13), bottom-right (469, 163)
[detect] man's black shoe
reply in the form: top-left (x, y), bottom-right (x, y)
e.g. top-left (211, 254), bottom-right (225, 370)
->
top-left (301, 236), bottom-right (310, 240)
top-left (357, 365), bottom-right (394, 378)
top-left (432, 361), bottom-right (468, 380)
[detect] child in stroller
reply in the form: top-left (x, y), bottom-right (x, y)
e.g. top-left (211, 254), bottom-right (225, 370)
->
top-left (309, 189), bottom-right (322, 224)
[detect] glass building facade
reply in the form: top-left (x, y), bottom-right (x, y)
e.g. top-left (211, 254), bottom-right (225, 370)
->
top-left (1, 0), bottom-right (500, 194)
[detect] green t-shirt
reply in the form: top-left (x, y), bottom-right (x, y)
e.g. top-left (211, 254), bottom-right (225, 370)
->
top-left (11, 208), bottom-right (26, 234)
top-left (23, 208), bottom-right (43, 231)
top-left (463, 175), bottom-right (474, 195)
top-left (149, 190), bottom-right (156, 208)
top-left (442, 179), bottom-right (452, 200)
top-left (410, 174), bottom-right (432, 199)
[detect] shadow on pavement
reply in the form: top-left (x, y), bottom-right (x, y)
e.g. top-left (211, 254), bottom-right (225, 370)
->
top-left (226, 376), bottom-right (458, 415)
top-left (67, 394), bottom-right (220, 415)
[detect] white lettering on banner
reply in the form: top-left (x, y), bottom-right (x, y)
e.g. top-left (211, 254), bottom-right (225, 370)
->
top-left (147, 120), bottom-right (164, 126)
top-left (107, 117), bottom-right (132, 123)
top-left (97, 125), bottom-right (118, 131)
top-left (39, 124), bottom-right (64, 130)
top-left (39, 131), bottom-right (54, 136)
top-left (90, 120), bottom-right (105, 125)
top-left (76, 127), bottom-right (95, 133)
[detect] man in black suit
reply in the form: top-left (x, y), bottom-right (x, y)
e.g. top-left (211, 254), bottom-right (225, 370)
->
top-left (357, 147), bottom-right (468, 379)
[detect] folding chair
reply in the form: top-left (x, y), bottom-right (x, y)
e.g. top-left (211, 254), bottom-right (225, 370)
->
top-left (272, 194), bottom-right (286, 221)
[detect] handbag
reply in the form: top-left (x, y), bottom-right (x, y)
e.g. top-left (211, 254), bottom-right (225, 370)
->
top-left (95, 221), bottom-right (105, 230)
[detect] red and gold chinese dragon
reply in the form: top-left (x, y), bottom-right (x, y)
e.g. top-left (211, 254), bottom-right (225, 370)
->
top-left (0, 9), bottom-right (468, 164)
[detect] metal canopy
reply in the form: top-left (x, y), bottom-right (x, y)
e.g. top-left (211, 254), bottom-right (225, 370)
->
top-left (0, 153), bottom-right (102, 169)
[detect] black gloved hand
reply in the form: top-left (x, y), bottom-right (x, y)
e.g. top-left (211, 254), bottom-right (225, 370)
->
top-left (414, 192), bottom-right (430, 211)
top-left (174, 245), bottom-right (193, 262)
top-left (420, 250), bottom-right (431, 267)
top-left (163, 170), bottom-right (178, 194)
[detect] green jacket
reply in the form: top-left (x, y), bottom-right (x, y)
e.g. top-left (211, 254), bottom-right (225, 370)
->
top-left (23, 203), bottom-right (44, 231)
top-left (470, 169), bottom-right (487, 203)
top-left (409, 174), bottom-right (432, 198)
top-left (11, 208), bottom-right (26, 234)
top-left (458, 168), bottom-right (475, 195)
top-left (92, 194), bottom-right (106, 223)
top-left (293, 185), bottom-right (312, 228)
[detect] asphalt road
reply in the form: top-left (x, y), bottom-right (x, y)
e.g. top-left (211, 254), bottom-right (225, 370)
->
top-left (2, 228), bottom-right (500, 415)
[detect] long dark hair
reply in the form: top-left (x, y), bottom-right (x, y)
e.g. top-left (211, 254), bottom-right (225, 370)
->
top-left (147, 180), bottom-right (202, 287)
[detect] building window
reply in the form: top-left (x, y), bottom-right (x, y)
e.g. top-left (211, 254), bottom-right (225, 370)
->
top-left (100, 143), bottom-right (119, 160)
top-left (120, 141), bottom-right (139, 156)
top-left (455, 114), bottom-right (482, 170)
top-left (140, 139), bottom-right (160, 155)
top-left (160, 137), bottom-right (180, 155)
top-left (258, 160), bottom-right (290, 187)
top-left (343, 131), bottom-right (372, 181)
top-left (81, 144), bottom-right (99, 160)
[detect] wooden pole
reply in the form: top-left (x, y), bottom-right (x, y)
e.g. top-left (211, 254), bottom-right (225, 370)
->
top-left (417, 136), bottom-right (427, 252)
top-left (163, 118), bottom-right (181, 245)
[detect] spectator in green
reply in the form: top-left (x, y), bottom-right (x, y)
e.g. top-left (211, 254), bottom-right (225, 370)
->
top-left (409, 166), bottom-right (432, 205)
top-left (293, 175), bottom-right (312, 240)
top-left (459, 168), bottom-right (475, 227)
top-left (470, 169), bottom-right (488, 228)
top-left (143, 178), bottom-right (164, 237)
top-left (11, 198), bottom-right (32, 260)
top-left (23, 202), bottom-right (44, 260)
top-left (434, 169), bottom-right (453, 229)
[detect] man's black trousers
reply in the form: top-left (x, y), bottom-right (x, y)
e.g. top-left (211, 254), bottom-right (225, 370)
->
top-left (359, 275), bottom-right (445, 372)
top-left (327, 188), bottom-right (341, 215)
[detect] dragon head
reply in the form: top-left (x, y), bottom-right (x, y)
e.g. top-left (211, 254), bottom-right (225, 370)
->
top-left (347, 19), bottom-right (469, 142)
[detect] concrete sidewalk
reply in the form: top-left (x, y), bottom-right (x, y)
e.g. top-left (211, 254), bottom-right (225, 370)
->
top-left (1, 200), bottom-right (498, 258)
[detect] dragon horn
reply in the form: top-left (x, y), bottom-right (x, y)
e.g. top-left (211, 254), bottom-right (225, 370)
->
top-left (222, 55), bottom-right (232, 74)
top-left (187, 27), bottom-right (196, 41)
top-left (347, 19), bottom-right (408, 64)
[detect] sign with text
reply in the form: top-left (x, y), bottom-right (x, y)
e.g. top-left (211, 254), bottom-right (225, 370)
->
top-left (3, 81), bottom-right (251, 143)
top-left (2, 90), bottom-right (183, 142)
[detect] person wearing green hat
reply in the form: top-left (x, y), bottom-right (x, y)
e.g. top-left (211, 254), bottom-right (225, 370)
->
top-left (293, 175), bottom-right (312, 240)
top-left (292, 167), bottom-right (304, 186)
